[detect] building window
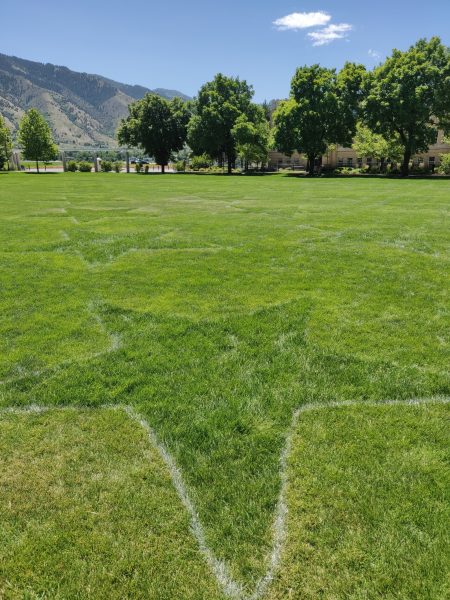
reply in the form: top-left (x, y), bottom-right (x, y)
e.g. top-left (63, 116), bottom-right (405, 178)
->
top-left (338, 158), bottom-right (344, 167)
top-left (347, 157), bottom-right (353, 167)
top-left (429, 156), bottom-right (435, 164)
top-left (357, 158), bottom-right (363, 167)
top-left (366, 157), bottom-right (372, 165)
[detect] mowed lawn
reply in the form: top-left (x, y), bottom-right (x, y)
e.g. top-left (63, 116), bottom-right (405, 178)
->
top-left (0, 172), bottom-right (449, 598)
top-left (0, 408), bottom-right (224, 600)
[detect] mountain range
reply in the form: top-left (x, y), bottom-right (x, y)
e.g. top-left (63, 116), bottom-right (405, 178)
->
top-left (0, 53), bottom-right (190, 147)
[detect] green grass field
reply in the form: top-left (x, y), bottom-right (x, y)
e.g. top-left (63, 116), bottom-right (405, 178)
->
top-left (0, 172), bottom-right (449, 598)
top-left (0, 407), bottom-right (223, 599)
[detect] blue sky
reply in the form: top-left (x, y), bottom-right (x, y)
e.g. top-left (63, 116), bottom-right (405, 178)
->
top-left (3, 1), bottom-right (450, 101)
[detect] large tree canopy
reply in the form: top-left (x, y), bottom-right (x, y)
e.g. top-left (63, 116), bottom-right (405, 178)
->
top-left (0, 114), bottom-right (12, 170)
top-left (273, 63), bottom-right (365, 175)
top-left (188, 74), bottom-right (258, 174)
top-left (231, 106), bottom-right (270, 170)
top-left (18, 109), bottom-right (57, 173)
top-left (353, 123), bottom-right (403, 169)
top-left (118, 95), bottom-right (191, 173)
top-left (363, 37), bottom-right (450, 176)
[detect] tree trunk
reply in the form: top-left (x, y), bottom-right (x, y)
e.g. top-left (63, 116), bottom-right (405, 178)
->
top-left (401, 149), bottom-right (411, 177)
top-left (317, 155), bottom-right (323, 175)
top-left (36, 159), bottom-right (39, 174)
top-left (161, 164), bottom-right (165, 174)
top-left (226, 148), bottom-right (236, 174)
top-left (308, 154), bottom-right (316, 176)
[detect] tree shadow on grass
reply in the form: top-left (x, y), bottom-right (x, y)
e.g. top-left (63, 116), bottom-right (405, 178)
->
top-left (284, 172), bottom-right (450, 181)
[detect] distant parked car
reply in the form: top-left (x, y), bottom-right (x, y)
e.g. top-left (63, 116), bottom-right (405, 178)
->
top-left (130, 157), bottom-right (150, 165)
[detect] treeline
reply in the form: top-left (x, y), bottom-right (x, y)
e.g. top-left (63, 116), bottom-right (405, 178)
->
top-left (0, 108), bottom-right (58, 173)
top-left (1, 37), bottom-right (449, 176)
top-left (118, 37), bottom-right (450, 176)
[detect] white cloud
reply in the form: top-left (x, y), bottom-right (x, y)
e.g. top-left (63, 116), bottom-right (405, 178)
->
top-left (273, 11), bottom-right (331, 31)
top-left (307, 23), bottom-right (353, 46)
top-left (368, 49), bottom-right (381, 59)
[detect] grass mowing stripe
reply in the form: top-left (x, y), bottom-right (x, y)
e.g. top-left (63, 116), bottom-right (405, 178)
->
top-left (2, 395), bottom-right (448, 600)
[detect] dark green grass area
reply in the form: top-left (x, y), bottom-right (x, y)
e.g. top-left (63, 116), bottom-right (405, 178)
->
top-left (0, 408), bottom-right (224, 599)
top-left (269, 402), bottom-right (450, 600)
top-left (0, 173), bottom-right (449, 590)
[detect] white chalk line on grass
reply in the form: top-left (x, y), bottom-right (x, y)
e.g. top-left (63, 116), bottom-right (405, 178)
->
top-left (1, 396), bottom-right (449, 599)
top-left (0, 305), bottom-right (121, 387)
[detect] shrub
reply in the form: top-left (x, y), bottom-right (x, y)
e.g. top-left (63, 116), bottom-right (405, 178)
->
top-left (67, 160), bottom-right (78, 172)
top-left (144, 164), bottom-right (150, 174)
top-left (438, 154), bottom-right (450, 175)
top-left (101, 160), bottom-right (113, 172)
top-left (410, 165), bottom-right (431, 175)
top-left (338, 167), bottom-right (354, 176)
top-left (333, 167), bottom-right (358, 176)
top-left (190, 154), bottom-right (212, 170)
top-left (135, 163), bottom-right (142, 173)
top-left (78, 161), bottom-right (92, 172)
top-left (113, 161), bottom-right (122, 173)
top-left (385, 164), bottom-right (400, 175)
top-left (174, 161), bottom-right (185, 172)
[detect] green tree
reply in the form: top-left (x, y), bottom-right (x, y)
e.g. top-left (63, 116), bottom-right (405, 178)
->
top-left (232, 109), bottom-right (270, 171)
top-left (336, 62), bottom-right (367, 147)
top-left (171, 143), bottom-right (192, 168)
top-left (273, 63), bottom-right (365, 175)
top-left (188, 74), bottom-right (255, 174)
top-left (118, 95), bottom-right (190, 173)
top-left (438, 153), bottom-right (450, 174)
top-left (0, 114), bottom-right (12, 170)
top-left (353, 123), bottom-right (403, 169)
top-left (363, 37), bottom-right (450, 176)
top-left (18, 109), bottom-right (58, 173)
top-left (261, 100), bottom-right (272, 122)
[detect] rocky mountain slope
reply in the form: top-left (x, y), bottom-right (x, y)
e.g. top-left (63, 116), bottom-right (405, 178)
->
top-left (0, 53), bottom-right (189, 147)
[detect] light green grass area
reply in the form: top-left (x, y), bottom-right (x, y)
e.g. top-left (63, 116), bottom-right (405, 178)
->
top-left (269, 402), bottom-right (450, 600)
top-left (0, 173), bottom-right (449, 596)
top-left (0, 408), bottom-right (224, 599)
top-left (0, 403), bottom-right (448, 599)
